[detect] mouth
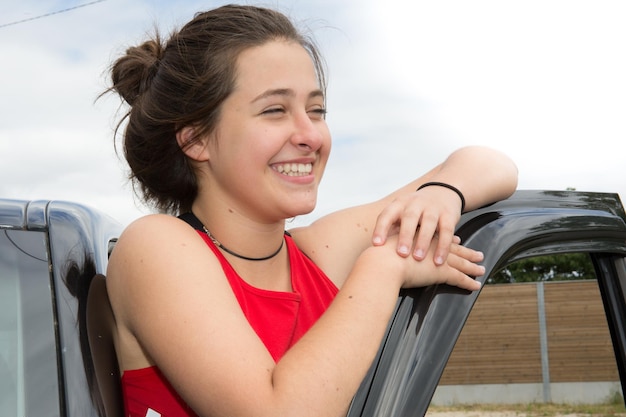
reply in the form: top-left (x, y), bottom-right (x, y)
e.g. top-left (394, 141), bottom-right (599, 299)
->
top-left (271, 162), bottom-right (313, 177)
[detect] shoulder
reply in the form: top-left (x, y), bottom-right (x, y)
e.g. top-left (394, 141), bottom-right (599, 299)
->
top-left (118, 212), bottom-right (194, 239)
top-left (112, 213), bottom-right (203, 256)
top-left (108, 214), bottom-right (199, 273)
top-left (106, 213), bottom-right (223, 326)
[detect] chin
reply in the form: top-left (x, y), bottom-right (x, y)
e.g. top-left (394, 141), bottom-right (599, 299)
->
top-left (285, 200), bottom-right (317, 218)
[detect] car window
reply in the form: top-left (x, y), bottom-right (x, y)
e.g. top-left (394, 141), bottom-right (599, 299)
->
top-left (0, 229), bottom-right (59, 416)
top-left (431, 252), bottom-right (622, 406)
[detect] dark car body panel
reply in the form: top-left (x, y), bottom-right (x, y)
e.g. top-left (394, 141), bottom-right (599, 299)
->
top-left (1, 190), bottom-right (625, 417)
top-left (348, 190), bottom-right (626, 417)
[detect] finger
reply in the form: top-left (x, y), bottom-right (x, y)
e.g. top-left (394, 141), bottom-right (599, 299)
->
top-left (448, 269), bottom-right (483, 291)
top-left (372, 201), bottom-right (402, 245)
top-left (411, 210), bottom-right (438, 260)
top-left (432, 216), bottom-right (457, 265)
top-left (430, 250), bottom-right (483, 291)
top-left (451, 243), bottom-right (484, 263)
top-left (446, 254), bottom-right (485, 284)
top-left (395, 209), bottom-right (421, 257)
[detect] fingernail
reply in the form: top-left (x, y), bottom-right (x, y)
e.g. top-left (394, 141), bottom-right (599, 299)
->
top-left (373, 236), bottom-right (382, 245)
top-left (398, 245), bottom-right (409, 255)
top-left (414, 249), bottom-right (424, 259)
top-left (435, 256), bottom-right (444, 265)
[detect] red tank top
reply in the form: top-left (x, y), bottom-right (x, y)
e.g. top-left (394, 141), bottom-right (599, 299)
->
top-left (121, 231), bottom-right (338, 417)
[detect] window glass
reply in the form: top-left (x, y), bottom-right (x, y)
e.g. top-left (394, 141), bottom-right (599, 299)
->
top-left (433, 253), bottom-right (622, 406)
top-left (488, 252), bottom-right (595, 284)
top-left (0, 229), bottom-right (59, 416)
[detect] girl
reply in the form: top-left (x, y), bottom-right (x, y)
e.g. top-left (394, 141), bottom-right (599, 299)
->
top-left (105, 5), bottom-right (517, 417)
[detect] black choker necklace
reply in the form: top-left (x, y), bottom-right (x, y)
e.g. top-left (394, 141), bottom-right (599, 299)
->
top-left (202, 226), bottom-right (284, 261)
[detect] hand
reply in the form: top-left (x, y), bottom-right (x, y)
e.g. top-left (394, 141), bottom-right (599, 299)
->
top-left (372, 185), bottom-right (463, 265)
top-left (364, 233), bottom-right (484, 292)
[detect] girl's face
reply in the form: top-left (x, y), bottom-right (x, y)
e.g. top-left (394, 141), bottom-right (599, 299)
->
top-left (205, 40), bottom-right (331, 222)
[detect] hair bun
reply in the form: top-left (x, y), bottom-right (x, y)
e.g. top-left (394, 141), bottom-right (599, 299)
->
top-left (111, 36), bottom-right (164, 106)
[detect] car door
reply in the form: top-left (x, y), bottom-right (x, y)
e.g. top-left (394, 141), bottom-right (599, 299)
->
top-left (347, 190), bottom-right (626, 417)
top-left (0, 199), bottom-right (122, 417)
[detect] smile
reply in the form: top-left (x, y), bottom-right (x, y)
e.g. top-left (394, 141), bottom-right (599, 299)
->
top-left (272, 162), bottom-right (313, 177)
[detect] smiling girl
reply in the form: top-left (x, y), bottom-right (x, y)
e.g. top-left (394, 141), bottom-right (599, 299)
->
top-left (105, 5), bottom-right (517, 417)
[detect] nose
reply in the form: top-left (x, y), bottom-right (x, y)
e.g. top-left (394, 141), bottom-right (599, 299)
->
top-left (290, 111), bottom-right (325, 152)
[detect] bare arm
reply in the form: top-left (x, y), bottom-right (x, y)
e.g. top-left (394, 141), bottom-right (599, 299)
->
top-left (291, 146), bottom-right (518, 286)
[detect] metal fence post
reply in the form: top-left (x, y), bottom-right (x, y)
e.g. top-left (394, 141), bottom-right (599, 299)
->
top-left (536, 281), bottom-right (552, 403)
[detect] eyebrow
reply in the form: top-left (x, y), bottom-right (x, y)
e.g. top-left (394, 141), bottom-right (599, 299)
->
top-left (251, 88), bottom-right (325, 103)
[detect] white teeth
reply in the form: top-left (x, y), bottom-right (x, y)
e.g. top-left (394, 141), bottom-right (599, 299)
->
top-left (274, 163), bottom-right (312, 176)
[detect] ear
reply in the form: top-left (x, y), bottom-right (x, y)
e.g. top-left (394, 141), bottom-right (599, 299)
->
top-left (176, 126), bottom-right (210, 162)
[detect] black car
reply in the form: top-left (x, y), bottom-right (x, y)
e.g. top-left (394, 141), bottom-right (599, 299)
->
top-left (1, 191), bottom-right (625, 417)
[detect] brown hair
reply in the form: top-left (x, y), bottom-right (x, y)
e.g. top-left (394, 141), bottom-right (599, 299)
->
top-left (107, 4), bottom-right (326, 214)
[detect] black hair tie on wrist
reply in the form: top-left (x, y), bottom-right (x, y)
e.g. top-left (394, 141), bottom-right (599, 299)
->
top-left (417, 181), bottom-right (466, 214)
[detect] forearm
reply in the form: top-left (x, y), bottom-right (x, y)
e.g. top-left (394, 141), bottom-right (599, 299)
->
top-left (364, 145), bottom-right (517, 263)
top-left (423, 145), bottom-right (518, 211)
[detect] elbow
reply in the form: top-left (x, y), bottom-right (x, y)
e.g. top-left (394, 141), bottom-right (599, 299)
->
top-left (500, 150), bottom-right (519, 197)
top-left (457, 145), bottom-right (519, 199)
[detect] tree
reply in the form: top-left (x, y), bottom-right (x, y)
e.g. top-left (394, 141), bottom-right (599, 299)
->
top-left (488, 253), bottom-right (595, 284)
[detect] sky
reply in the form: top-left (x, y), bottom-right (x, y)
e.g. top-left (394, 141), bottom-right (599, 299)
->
top-left (1, 0), bottom-right (625, 227)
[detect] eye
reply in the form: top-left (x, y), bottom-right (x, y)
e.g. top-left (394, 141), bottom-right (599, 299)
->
top-left (308, 107), bottom-right (327, 120)
top-left (261, 107), bottom-right (286, 116)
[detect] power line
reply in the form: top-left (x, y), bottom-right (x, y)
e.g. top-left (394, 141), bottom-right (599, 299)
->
top-left (0, 0), bottom-right (107, 29)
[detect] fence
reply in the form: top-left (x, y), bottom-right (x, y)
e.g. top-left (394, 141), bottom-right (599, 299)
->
top-left (431, 280), bottom-right (622, 405)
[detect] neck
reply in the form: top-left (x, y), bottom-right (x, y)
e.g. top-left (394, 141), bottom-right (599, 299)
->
top-left (190, 201), bottom-right (287, 261)
top-left (202, 224), bottom-right (284, 261)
